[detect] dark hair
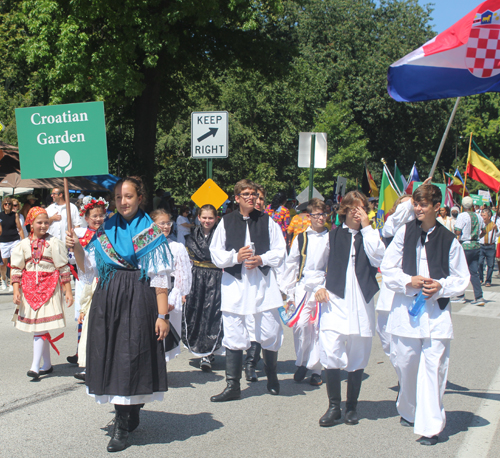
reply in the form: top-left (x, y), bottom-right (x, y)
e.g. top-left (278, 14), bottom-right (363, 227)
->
top-left (254, 183), bottom-right (266, 197)
top-left (413, 184), bottom-right (441, 207)
top-left (307, 198), bottom-right (326, 214)
top-left (234, 179), bottom-right (257, 196)
top-left (150, 208), bottom-right (172, 221)
top-left (114, 176), bottom-right (147, 209)
top-left (441, 206), bottom-right (450, 217)
top-left (337, 191), bottom-right (369, 223)
top-left (198, 204), bottom-right (217, 218)
top-left (270, 191), bottom-right (287, 211)
top-left (180, 205), bottom-right (190, 215)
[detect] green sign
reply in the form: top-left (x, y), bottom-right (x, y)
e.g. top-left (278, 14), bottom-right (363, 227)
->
top-left (412, 181), bottom-right (447, 206)
top-left (469, 194), bottom-right (489, 206)
top-left (15, 101), bottom-right (108, 179)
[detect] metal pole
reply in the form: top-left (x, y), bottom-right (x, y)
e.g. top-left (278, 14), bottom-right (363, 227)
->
top-left (308, 134), bottom-right (316, 201)
top-left (429, 97), bottom-right (461, 178)
top-left (209, 158), bottom-right (213, 179)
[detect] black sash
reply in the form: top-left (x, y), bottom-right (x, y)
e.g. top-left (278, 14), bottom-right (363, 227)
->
top-left (402, 219), bottom-right (456, 310)
top-left (325, 226), bottom-right (379, 303)
top-left (223, 209), bottom-right (271, 279)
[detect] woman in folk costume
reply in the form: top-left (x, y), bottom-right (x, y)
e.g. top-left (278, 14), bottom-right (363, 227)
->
top-left (11, 207), bottom-right (74, 380)
top-left (67, 176), bottom-right (173, 453)
top-left (182, 204), bottom-right (224, 371)
top-left (150, 208), bottom-right (192, 362)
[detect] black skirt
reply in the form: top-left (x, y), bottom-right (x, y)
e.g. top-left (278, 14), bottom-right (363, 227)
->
top-left (182, 265), bottom-right (223, 355)
top-left (86, 270), bottom-right (168, 397)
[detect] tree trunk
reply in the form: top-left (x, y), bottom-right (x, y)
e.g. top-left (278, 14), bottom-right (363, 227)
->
top-left (133, 64), bottom-right (162, 198)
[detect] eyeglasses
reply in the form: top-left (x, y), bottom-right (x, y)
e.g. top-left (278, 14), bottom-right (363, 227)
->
top-left (50, 192), bottom-right (60, 196)
top-left (89, 215), bottom-right (105, 220)
top-left (238, 193), bottom-right (258, 199)
top-left (310, 212), bottom-right (327, 219)
top-left (12, 204), bottom-right (19, 208)
top-left (157, 222), bottom-right (174, 227)
top-left (3, 203), bottom-right (12, 206)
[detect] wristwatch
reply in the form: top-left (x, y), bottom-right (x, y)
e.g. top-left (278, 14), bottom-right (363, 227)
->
top-left (158, 313), bottom-right (170, 320)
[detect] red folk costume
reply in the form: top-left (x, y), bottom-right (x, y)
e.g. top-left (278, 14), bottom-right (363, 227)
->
top-left (11, 207), bottom-right (71, 333)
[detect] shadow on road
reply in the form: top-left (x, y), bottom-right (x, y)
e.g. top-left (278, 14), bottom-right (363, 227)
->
top-left (439, 410), bottom-right (489, 443)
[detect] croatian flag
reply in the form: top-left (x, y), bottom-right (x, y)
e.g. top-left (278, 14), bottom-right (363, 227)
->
top-left (388, 0), bottom-right (500, 102)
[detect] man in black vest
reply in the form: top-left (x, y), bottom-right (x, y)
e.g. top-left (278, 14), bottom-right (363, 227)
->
top-left (315, 191), bottom-right (385, 427)
top-left (209, 180), bottom-right (286, 402)
top-left (381, 184), bottom-right (470, 446)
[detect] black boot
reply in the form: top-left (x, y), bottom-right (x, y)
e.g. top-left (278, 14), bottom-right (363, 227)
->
top-left (107, 406), bottom-right (130, 452)
top-left (128, 404), bottom-right (144, 432)
top-left (319, 369), bottom-right (342, 427)
top-left (211, 349), bottom-right (243, 402)
top-left (244, 341), bottom-right (261, 382)
top-left (345, 369), bottom-right (364, 425)
top-left (262, 349), bottom-right (280, 395)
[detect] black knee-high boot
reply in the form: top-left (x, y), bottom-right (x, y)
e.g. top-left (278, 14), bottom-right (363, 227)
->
top-left (244, 341), bottom-right (262, 382)
top-left (345, 369), bottom-right (364, 425)
top-left (211, 349), bottom-right (243, 402)
top-left (262, 349), bottom-right (280, 395)
top-left (107, 405), bottom-right (130, 452)
top-left (319, 369), bottom-right (342, 427)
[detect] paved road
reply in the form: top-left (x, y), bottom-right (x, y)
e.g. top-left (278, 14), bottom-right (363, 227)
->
top-left (1, 279), bottom-right (500, 458)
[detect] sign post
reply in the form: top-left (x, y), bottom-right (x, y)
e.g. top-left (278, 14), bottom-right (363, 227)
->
top-left (15, 101), bottom-right (109, 229)
top-left (191, 111), bottom-right (228, 179)
top-left (298, 132), bottom-right (327, 201)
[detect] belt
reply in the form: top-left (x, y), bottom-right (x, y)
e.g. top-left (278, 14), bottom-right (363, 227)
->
top-left (193, 259), bottom-right (220, 269)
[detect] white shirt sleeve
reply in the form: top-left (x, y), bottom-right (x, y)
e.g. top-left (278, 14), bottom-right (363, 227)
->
top-left (168, 244), bottom-right (193, 310)
top-left (259, 219), bottom-right (286, 268)
top-left (148, 243), bottom-right (174, 288)
top-left (361, 225), bottom-right (385, 268)
top-left (210, 219), bottom-right (239, 268)
top-left (281, 237), bottom-right (301, 299)
top-left (382, 199), bottom-right (415, 237)
top-left (433, 239), bottom-right (470, 299)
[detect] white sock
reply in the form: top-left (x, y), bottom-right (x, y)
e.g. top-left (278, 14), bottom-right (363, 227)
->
top-left (30, 333), bottom-right (45, 373)
top-left (40, 338), bottom-right (52, 371)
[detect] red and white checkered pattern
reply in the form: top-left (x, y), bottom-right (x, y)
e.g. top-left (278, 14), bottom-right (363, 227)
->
top-left (466, 25), bottom-right (500, 78)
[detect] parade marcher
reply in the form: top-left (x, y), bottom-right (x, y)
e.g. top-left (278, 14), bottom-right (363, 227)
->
top-left (176, 206), bottom-right (195, 246)
top-left (182, 204), bottom-right (223, 371)
top-left (67, 176), bottom-right (173, 453)
top-left (314, 191), bottom-right (385, 427)
top-left (11, 207), bottom-right (73, 379)
top-left (151, 208), bottom-right (192, 363)
top-left (282, 198), bottom-right (328, 386)
top-left (437, 206), bottom-right (454, 232)
top-left (46, 187), bottom-right (80, 242)
top-left (0, 196), bottom-right (24, 291)
top-left (367, 197), bottom-right (378, 229)
top-left (455, 196), bottom-right (485, 306)
top-left (68, 196), bottom-right (108, 377)
top-left (210, 179), bottom-right (286, 401)
top-left (265, 191), bottom-right (291, 241)
top-left (478, 207), bottom-right (498, 287)
top-left (287, 206), bottom-right (311, 247)
top-left (451, 206), bottom-right (459, 221)
top-left (382, 184), bottom-right (469, 446)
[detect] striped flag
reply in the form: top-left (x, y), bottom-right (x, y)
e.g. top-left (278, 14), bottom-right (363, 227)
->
top-left (376, 165), bottom-right (399, 229)
top-left (466, 138), bottom-right (500, 192)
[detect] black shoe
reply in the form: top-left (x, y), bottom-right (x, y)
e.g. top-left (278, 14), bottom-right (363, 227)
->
top-left (400, 417), bottom-right (414, 427)
top-left (200, 357), bottom-right (212, 372)
top-left (294, 365), bottom-right (308, 382)
top-left (211, 349), bottom-right (243, 402)
top-left (210, 384), bottom-right (241, 402)
top-left (107, 410), bottom-right (129, 452)
top-left (67, 354), bottom-right (78, 365)
top-left (417, 435), bottom-right (438, 446)
top-left (39, 367), bottom-right (53, 376)
top-left (74, 371), bottom-right (86, 381)
top-left (319, 369), bottom-right (342, 427)
top-left (263, 349), bottom-right (280, 395)
top-left (310, 373), bottom-right (323, 386)
top-left (27, 370), bottom-right (40, 380)
top-left (244, 364), bottom-right (258, 382)
top-left (344, 408), bottom-right (359, 425)
top-left (344, 369), bottom-right (363, 425)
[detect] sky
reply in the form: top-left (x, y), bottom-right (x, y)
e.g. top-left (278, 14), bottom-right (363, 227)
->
top-left (419, 0), bottom-right (481, 33)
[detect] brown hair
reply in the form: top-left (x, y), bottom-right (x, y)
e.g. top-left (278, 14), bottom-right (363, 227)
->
top-left (150, 208), bottom-right (172, 221)
top-left (337, 191), bottom-right (368, 223)
top-left (412, 184), bottom-right (441, 207)
top-left (114, 176), bottom-right (147, 209)
top-left (307, 198), bottom-right (326, 214)
top-left (254, 183), bottom-right (266, 197)
top-left (386, 194), bottom-right (412, 217)
top-left (234, 179), bottom-right (257, 196)
top-left (199, 204), bottom-right (217, 218)
top-left (1, 196), bottom-right (13, 208)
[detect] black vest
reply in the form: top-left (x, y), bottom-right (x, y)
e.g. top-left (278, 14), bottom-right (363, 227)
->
top-left (402, 219), bottom-right (456, 310)
top-left (223, 209), bottom-right (271, 279)
top-left (325, 226), bottom-right (379, 303)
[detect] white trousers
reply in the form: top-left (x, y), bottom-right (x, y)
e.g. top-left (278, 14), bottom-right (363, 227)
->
top-left (293, 300), bottom-right (321, 373)
top-left (222, 309), bottom-right (283, 352)
top-left (319, 330), bottom-right (372, 371)
top-left (376, 311), bottom-right (391, 357)
top-left (390, 335), bottom-right (450, 437)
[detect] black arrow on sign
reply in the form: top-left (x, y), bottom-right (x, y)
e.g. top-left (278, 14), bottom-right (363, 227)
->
top-left (197, 127), bottom-right (218, 142)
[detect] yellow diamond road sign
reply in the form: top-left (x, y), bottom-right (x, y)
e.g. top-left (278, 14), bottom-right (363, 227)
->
top-left (191, 179), bottom-right (228, 210)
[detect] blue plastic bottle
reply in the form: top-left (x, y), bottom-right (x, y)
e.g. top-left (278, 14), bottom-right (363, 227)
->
top-left (409, 290), bottom-right (426, 319)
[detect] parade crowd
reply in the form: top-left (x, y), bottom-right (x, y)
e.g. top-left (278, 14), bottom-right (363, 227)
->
top-left (7, 175), bottom-right (496, 452)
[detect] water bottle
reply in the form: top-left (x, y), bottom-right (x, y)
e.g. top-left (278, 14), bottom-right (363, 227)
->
top-left (409, 290), bottom-right (426, 319)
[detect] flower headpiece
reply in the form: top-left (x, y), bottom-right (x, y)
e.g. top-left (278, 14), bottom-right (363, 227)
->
top-left (79, 196), bottom-right (109, 217)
